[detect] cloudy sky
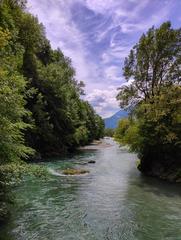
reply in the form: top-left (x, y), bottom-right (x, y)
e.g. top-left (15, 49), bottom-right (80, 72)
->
top-left (27, 0), bottom-right (181, 117)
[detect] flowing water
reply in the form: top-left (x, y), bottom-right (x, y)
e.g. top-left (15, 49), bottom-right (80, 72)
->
top-left (1, 139), bottom-right (181, 240)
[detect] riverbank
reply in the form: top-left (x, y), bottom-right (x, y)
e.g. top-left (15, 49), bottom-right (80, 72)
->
top-left (138, 163), bottom-right (181, 183)
top-left (79, 139), bottom-right (113, 150)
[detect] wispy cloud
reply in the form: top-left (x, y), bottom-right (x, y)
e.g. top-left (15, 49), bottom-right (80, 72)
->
top-left (85, 86), bottom-right (119, 118)
top-left (27, 0), bottom-right (178, 117)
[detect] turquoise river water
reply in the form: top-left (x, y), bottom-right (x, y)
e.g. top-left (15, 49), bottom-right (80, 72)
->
top-left (0, 139), bottom-right (181, 240)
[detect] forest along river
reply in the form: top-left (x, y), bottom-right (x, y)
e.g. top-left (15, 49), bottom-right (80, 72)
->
top-left (1, 138), bottom-right (181, 240)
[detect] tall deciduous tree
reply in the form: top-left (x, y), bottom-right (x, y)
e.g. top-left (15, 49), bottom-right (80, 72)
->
top-left (116, 22), bottom-right (181, 181)
top-left (117, 22), bottom-right (181, 108)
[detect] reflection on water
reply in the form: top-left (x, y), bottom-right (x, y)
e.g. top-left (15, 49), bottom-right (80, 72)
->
top-left (0, 139), bottom-right (181, 240)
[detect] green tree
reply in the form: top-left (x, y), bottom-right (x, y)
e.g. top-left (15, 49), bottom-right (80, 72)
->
top-left (117, 22), bottom-right (181, 108)
top-left (0, 25), bottom-right (33, 163)
top-left (136, 86), bottom-right (181, 176)
top-left (104, 128), bottom-right (114, 137)
top-left (114, 118), bottom-right (130, 143)
top-left (0, 16), bottom-right (33, 222)
top-left (117, 22), bottom-right (181, 181)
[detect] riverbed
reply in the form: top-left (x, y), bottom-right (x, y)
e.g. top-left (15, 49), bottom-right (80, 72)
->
top-left (1, 138), bottom-right (181, 240)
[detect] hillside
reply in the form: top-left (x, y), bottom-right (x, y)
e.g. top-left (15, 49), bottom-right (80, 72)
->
top-left (104, 110), bottom-right (128, 129)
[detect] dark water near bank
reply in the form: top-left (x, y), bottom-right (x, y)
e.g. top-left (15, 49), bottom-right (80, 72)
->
top-left (1, 139), bottom-right (181, 240)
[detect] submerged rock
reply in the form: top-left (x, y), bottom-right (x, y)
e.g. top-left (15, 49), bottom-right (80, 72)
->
top-left (88, 160), bottom-right (96, 164)
top-left (62, 168), bottom-right (89, 175)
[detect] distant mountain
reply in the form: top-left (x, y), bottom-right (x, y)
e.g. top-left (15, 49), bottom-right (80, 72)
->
top-left (104, 110), bottom-right (128, 129)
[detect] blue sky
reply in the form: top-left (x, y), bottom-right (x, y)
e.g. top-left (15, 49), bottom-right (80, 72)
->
top-left (27, 0), bottom-right (181, 117)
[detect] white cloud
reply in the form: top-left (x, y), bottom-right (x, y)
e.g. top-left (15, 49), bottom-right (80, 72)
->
top-left (85, 0), bottom-right (121, 14)
top-left (85, 86), bottom-right (120, 117)
top-left (27, 0), bottom-right (174, 117)
top-left (101, 44), bottom-right (131, 66)
top-left (105, 66), bottom-right (121, 82)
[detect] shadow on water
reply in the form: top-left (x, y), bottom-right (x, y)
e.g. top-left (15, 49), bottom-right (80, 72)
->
top-left (134, 174), bottom-right (181, 197)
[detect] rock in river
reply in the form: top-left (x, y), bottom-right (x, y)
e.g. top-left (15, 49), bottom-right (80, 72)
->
top-left (88, 160), bottom-right (96, 164)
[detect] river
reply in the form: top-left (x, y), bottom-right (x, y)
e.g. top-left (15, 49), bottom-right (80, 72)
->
top-left (1, 138), bottom-right (181, 240)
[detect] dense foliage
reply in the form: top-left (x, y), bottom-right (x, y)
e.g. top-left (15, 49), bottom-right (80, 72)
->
top-left (104, 128), bottom-right (115, 137)
top-left (0, 0), bottom-right (104, 222)
top-left (116, 22), bottom-right (181, 181)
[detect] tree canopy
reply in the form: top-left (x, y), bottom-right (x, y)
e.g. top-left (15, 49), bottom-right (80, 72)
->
top-left (116, 22), bottom-right (181, 182)
top-left (117, 22), bottom-right (181, 108)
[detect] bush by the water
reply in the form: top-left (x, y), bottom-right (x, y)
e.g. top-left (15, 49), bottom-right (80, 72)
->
top-left (104, 128), bottom-right (115, 137)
